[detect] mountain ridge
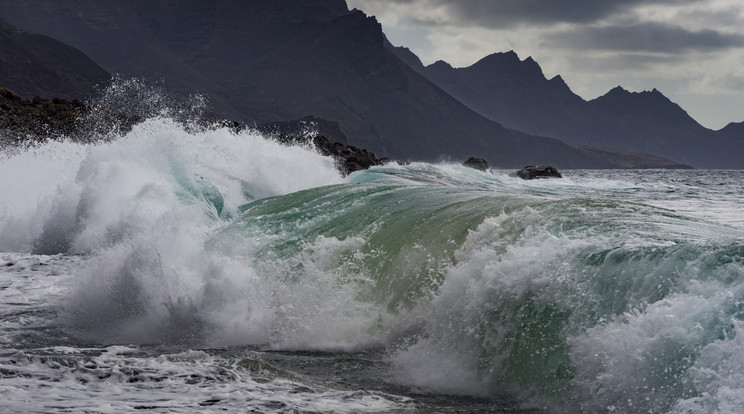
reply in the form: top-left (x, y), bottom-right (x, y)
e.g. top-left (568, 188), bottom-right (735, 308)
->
top-left (0, 0), bottom-right (694, 168)
top-left (389, 45), bottom-right (742, 168)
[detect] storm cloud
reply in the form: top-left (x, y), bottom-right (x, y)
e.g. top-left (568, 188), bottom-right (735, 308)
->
top-left (547, 22), bottom-right (744, 53)
top-left (362, 0), bottom-right (700, 27)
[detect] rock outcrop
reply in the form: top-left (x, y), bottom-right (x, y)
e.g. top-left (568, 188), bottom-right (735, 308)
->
top-left (0, 88), bottom-right (385, 175)
top-left (0, 88), bottom-right (140, 146)
top-left (274, 133), bottom-right (386, 175)
top-left (462, 157), bottom-right (489, 171)
top-left (511, 165), bottom-right (562, 180)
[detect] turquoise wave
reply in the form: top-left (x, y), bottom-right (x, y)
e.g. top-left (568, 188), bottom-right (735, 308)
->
top-left (209, 166), bottom-right (744, 412)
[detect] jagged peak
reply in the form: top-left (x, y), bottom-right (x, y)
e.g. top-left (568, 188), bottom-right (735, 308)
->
top-left (469, 50), bottom-right (546, 78)
top-left (549, 74), bottom-right (570, 88)
top-left (643, 88), bottom-right (672, 103)
top-left (474, 50), bottom-right (520, 66)
top-left (639, 88), bottom-right (672, 103)
top-left (550, 74), bottom-right (565, 83)
top-left (339, 7), bottom-right (375, 22)
top-left (521, 55), bottom-right (544, 74)
top-left (543, 74), bottom-right (585, 102)
top-left (604, 86), bottom-right (667, 99)
top-left (504, 50), bottom-right (519, 58)
top-left (384, 37), bottom-right (425, 70)
top-left (428, 60), bottom-right (454, 70)
top-left (593, 86), bottom-right (696, 124)
top-left (591, 86), bottom-right (635, 103)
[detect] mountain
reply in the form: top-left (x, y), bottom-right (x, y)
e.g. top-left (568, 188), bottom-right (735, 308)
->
top-left (0, 0), bottom-right (689, 168)
top-left (390, 46), bottom-right (741, 168)
top-left (718, 121), bottom-right (744, 140)
top-left (586, 86), bottom-right (712, 163)
top-left (399, 50), bottom-right (589, 140)
top-left (0, 18), bottom-right (109, 99)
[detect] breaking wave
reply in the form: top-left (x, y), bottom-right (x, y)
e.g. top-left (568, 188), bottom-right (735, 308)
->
top-left (1, 85), bottom-right (743, 412)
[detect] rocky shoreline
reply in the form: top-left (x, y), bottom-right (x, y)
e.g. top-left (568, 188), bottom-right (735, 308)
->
top-left (0, 88), bottom-right (685, 176)
top-left (0, 88), bottom-right (386, 175)
top-left (0, 87), bottom-right (140, 146)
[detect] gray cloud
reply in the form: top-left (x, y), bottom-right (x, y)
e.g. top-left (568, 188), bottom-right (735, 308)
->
top-left (546, 23), bottom-right (744, 53)
top-left (374, 0), bottom-right (700, 27)
top-left (565, 52), bottom-right (687, 73)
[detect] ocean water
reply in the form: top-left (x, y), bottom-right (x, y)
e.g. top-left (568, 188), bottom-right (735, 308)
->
top-left (1, 115), bottom-right (744, 413)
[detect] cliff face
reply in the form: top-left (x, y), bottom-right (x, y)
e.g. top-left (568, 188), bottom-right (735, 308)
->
top-left (0, 18), bottom-right (110, 100)
top-left (390, 45), bottom-right (741, 169)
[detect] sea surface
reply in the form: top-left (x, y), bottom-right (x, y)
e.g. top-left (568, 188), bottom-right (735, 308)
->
top-left (1, 114), bottom-right (744, 413)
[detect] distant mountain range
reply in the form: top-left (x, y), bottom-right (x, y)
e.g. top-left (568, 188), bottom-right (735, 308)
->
top-left (1, 0), bottom-right (728, 168)
top-left (0, 18), bottom-right (109, 100)
top-left (390, 46), bottom-right (743, 168)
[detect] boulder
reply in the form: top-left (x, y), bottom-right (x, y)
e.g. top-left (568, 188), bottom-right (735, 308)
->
top-left (511, 165), bottom-right (562, 180)
top-left (462, 157), bottom-right (489, 171)
top-left (270, 132), bottom-right (385, 176)
top-left (313, 137), bottom-right (385, 175)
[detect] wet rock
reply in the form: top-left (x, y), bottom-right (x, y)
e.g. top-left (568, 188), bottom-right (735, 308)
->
top-left (0, 87), bottom-right (140, 146)
top-left (511, 165), bottom-right (562, 180)
top-left (462, 156), bottom-right (489, 171)
top-left (0, 87), bottom-right (388, 176)
top-left (308, 135), bottom-right (385, 175)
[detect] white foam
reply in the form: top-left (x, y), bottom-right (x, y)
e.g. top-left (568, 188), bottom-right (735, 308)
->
top-left (0, 117), bottom-right (344, 254)
top-left (0, 346), bottom-right (412, 413)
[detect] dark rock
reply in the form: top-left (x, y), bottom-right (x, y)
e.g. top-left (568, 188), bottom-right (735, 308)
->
top-left (0, 88), bottom-right (140, 146)
top-left (511, 165), bottom-right (562, 180)
top-left (307, 134), bottom-right (385, 175)
top-left (344, 161), bottom-right (364, 173)
top-left (257, 115), bottom-right (348, 146)
top-left (0, 86), bottom-right (387, 176)
top-left (462, 157), bottom-right (489, 171)
top-left (1, 88), bottom-right (21, 100)
top-left (253, 126), bottom-right (385, 176)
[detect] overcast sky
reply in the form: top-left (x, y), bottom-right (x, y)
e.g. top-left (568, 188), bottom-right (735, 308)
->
top-left (346, 0), bottom-right (744, 129)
